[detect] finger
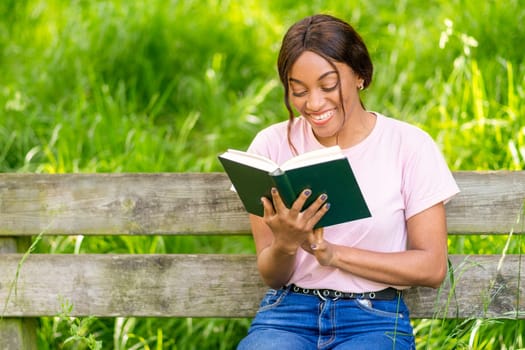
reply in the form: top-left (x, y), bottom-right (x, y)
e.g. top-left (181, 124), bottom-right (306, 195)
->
top-left (307, 202), bottom-right (331, 230)
top-left (261, 196), bottom-right (275, 217)
top-left (290, 189), bottom-right (312, 213)
top-left (313, 227), bottom-right (324, 244)
top-left (310, 228), bottom-right (325, 251)
top-left (269, 187), bottom-right (288, 212)
top-left (314, 227), bottom-right (324, 237)
top-left (303, 227), bottom-right (322, 250)
top-left (301, 240), bottom-right (313, 254)
top-left (299, 193), bottom-right (327, 219)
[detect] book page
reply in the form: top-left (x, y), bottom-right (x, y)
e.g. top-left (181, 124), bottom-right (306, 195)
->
top-left (281, 146), bottom-right (345, 171)
top-left (219, 149), bottom-right (279, 172)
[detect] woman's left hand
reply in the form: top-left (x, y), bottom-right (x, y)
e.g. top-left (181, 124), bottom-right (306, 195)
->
top-left (301, 228), bottom-right (336, 266)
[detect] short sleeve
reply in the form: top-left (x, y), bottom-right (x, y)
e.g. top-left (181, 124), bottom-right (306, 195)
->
top-left (402, 134), bottom-right (460, 219)
top-left (246, 130), bottom-right (273, 158)
top-left (246, 121), bottom-right (296, 165)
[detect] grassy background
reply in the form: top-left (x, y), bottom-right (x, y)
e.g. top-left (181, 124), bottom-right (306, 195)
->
top-left (1, 0), bottom-right (525, 348)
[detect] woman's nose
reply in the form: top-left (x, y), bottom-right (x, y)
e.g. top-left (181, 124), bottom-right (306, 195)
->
top-left (306, 90), bottom-right (323, 111)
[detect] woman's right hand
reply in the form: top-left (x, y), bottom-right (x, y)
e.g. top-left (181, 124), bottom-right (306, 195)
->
top-left (261, 187), bottom-right (330, 254)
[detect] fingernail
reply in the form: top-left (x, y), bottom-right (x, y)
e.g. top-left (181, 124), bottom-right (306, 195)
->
top-left (325, 203), bottom-right (331, 210)
top-left (320, 193), bottom-right (327, 201)
top-left (310, 244), bottom-right (318, 250)
top-left (304, 189), bottom-right (311, 196)
top-left (271, 188), bottom-right (277, 194)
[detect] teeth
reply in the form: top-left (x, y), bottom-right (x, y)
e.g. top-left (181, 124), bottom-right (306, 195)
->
top-left (314, 110), bottom-right (334, 121)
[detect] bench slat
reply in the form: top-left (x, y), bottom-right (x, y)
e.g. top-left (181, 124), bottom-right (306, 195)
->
top-left (1, 253), bottom-right (523, 319)
top-left (0, 173), bottom-right (249, 235)
top-left (1, 172), bottom-right (524, 236)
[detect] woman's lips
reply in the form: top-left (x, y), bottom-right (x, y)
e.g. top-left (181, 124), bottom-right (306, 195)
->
top-left (308, 109), bottom-right (335, 126)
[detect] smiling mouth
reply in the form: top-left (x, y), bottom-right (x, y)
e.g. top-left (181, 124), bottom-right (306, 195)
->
top-left (309, 110), bottom-right (335, 124)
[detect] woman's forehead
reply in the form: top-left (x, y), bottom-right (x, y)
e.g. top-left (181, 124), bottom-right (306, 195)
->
top-left (288, 51), bottom-right (355, 82)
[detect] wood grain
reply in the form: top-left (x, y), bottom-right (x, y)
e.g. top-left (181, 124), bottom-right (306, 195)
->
top-left (1, 171), bottom-right (524, 322)
top-left (1, 253), bottom-right (523, 319)
top-left (0, 172), bottom-right (524, 236)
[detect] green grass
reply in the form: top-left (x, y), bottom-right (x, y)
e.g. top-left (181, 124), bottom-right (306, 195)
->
top-left (2, 0), bottom-right (525, 348)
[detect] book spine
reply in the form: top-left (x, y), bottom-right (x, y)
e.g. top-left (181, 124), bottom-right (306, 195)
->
top-left (271, 173), bottom-right (296, 209)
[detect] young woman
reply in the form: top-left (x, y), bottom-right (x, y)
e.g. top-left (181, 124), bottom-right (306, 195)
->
top-left (237, 14), bottom-right (459, 350)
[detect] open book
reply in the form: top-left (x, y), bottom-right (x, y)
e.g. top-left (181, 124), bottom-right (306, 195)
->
top-left (218, 146), bottom-right (371, 228)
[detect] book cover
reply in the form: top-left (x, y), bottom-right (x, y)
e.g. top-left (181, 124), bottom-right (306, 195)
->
top-left (218, 147), bottom-right (371, 228)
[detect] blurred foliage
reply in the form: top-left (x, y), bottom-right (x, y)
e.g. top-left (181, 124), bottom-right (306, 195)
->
top-left (1, 0), bottom-right (525, 348)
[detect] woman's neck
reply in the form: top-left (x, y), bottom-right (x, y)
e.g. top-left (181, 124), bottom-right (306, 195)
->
top-left (316, 110), bottom-right (376, 149)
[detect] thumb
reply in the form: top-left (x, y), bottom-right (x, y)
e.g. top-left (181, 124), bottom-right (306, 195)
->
top-left (310, 227), bottom-right (324, 250)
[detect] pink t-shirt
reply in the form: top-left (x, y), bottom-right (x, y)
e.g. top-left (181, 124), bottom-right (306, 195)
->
top-left (247, 113), bottom-right (460, 292)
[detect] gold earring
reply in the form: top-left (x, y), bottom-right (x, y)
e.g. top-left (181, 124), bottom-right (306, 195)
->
top-left (358, 83), bottom-right (364, 90)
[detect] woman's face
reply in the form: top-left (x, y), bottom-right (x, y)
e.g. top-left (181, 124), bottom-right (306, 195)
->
top-left (288, 51), bottom-right (363, 144)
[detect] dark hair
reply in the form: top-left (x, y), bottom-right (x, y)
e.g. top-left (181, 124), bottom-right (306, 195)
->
top-left (277, 14), bottom-right (373, 152)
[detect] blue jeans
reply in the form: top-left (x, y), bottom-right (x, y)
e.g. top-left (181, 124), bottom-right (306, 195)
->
top-left (237, 286), bottom-right (415, 350)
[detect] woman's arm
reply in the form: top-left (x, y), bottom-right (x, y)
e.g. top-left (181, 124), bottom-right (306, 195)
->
top-left (305, 202), bottom-right (448, 288)
top-left (250, 188), bottom-right (330, 289)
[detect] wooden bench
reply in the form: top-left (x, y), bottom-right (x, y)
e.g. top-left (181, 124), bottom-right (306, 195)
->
top-left (1, 172), bottom-right (524, 348)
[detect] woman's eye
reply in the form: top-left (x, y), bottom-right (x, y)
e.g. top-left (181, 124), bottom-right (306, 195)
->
top-left (322, 84), bottom-right (338, 92)
top-left (292, 91), bottom-right (307, 97)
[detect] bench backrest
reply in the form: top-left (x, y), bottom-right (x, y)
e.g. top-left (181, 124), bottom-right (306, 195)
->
top-left (1, 172), bottom-right (524, 320)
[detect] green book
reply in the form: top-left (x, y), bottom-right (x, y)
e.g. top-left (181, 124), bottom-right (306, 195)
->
top-left (218, 146), bottom-right (371, 228)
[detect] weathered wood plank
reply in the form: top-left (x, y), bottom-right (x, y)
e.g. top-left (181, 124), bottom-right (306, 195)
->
top-left (0, 319), bottom-right (38, 350)
top-left (0, 172), bottom-right (524, 236)
top-left (0, 238), bottom-right (37, 350)
top-left (446, 171), bottom-right (525, 234)
top-left (0, 173), bottom-right (248, 235)
top-left (0, 254), bottom-right (265, 318)
top-left (405, 254), bottom-right (525, 319)
top-left (1, 254), bottom-right (523, 319)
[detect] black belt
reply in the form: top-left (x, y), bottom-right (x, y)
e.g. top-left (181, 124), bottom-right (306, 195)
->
top-left (288, 284), bottom-right (401, 300)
